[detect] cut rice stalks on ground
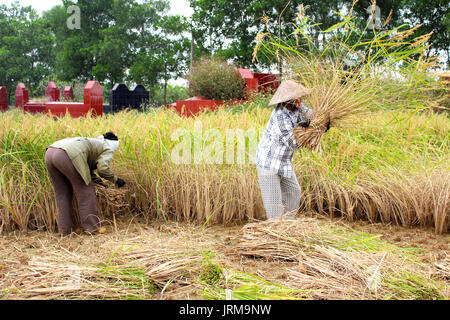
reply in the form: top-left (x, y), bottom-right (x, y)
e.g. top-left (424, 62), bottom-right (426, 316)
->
top-left (235, 218), bottom-right (449, 300)
top-left (0, 218), bottom-right (448, 300)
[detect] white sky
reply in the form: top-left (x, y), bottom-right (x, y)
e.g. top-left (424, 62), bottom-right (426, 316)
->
top-left (0, 0), bottom-right (193, 16)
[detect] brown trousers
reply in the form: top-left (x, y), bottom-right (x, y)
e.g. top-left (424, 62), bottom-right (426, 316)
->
top-left (45, 147), bottom-right (101, 235)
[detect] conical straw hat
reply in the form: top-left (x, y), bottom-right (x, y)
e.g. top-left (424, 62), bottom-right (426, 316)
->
top-left (268, 80), bottom-right (311, 106)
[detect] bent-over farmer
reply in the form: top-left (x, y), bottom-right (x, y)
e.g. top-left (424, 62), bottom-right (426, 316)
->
top-left (255, 80), bottom-right (318, 220)
top-left (45, 132), bottom-right (126, 236)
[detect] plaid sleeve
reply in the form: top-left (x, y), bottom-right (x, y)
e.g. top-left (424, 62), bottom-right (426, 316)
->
top-left (299, 104), bottom-right (314, 122)
top-left (275, 110), bottom-right (300, 150)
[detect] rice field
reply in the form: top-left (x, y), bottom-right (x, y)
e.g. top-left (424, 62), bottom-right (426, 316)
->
top-left (0, 90), bottom-right (449, 299)
top-left (0, 96), bottom-right (448, 234)
top-left (1, 13), bottom-right (449, 300)
top-left (0, 2), bottom-right (448, 301)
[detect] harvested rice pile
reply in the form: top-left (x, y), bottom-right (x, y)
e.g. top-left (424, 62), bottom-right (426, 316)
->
top-left (9, 249), bottom-right (203, 299)
top-left (236, 218), bottom-right (449, 299)
top-left (0, 223), bottom-right (211, 300)
top-left (95, 185), bottom-right (137, 217)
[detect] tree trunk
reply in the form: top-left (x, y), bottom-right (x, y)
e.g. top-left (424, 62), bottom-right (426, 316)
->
top-left (190, 29), bottom-right (195, 73)
top-left (163, 64), bottom-right (168, 106)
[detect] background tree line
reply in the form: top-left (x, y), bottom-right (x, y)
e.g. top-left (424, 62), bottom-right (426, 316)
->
top-left (0, 0), bottom-right (448, 105)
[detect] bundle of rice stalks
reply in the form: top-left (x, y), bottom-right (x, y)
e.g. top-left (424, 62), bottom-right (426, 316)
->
top-left (6, 235), bottom-right (206, 299)
top-left (122, 248), bottom-right (204, 288)
top-left (292, 59), bottom-right (378, 151)
top-left (235, 218), bottom-right (323, 261)
top-left (11, 254), bottom-right (153, 299)
top-left (236, 218), bottom-right (414, 262)
top-left (95, 184), bottom-right (137, 217)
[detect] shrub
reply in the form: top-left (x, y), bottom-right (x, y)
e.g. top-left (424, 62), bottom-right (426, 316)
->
top-left (188, 56), bottom-right (246, 100)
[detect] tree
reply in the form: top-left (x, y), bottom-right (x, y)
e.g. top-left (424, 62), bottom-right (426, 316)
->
top-left (188, 0), bottom-right (346, 70)
top-left (128, 2), bottom-right (190, 104)
top-left (0, 2), bottom-right (55, 102)
top-left (44, 0), bottom-right (190, 98)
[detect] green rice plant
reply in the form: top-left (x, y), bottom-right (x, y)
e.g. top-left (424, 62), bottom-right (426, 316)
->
top-left (382, 270), bottom-right (445, 300)
top-left (199, 251), bottom-right (223, 285)
top-left (202, 269), bottom-right (310, 300)
top-left (96, 265), bottom-right (158, 299)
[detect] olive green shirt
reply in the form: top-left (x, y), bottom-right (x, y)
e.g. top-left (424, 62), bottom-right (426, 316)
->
top-left (49, 137), bottom-right (118, 186)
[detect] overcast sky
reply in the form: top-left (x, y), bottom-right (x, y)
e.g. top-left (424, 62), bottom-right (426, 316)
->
top-left (0, 0), bottom-right (193, 16)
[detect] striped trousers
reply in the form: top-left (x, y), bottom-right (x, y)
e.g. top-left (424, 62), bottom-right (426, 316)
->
top-left (256, 166), bottom-right (301, 220)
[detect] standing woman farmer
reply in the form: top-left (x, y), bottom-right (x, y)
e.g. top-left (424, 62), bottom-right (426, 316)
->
top-left (45, 132), bottom-right (126, 236)
top-left (255, 80), bottom-right (317, 220)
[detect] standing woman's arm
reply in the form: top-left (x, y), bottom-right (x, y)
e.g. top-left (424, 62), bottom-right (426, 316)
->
top-left (299, 104), bottom-right (314, 123)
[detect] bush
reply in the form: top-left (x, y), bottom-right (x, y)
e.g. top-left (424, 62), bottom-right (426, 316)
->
top-left (188, 56), bottom-right (246, 100)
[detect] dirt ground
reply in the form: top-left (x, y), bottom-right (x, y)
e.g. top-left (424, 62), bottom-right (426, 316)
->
top-left (0, 213), bottom-right (448, 300)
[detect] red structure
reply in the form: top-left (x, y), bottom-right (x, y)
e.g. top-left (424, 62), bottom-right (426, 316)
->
top-left (46, 81), bottom-right (103, 118)
top-left (15, 83), bottom-right (30, 110)
top-left (15, 82), bottom-right (51, 114)
top-left (45, 82), bottom-right (60, 102)
top-left (63, 86), bottom-right (74, 100)
top-left (0, 86), bottom-right (7, 112)
top-left (170, 69), bottom-right (280, 117)
top-left (253, 72), bottom-right (280, 92)
top-left (170, 96), bottom-right (223, 117)
top-left (238, 68), bottom-right (259, 96)
top-left (15, 81), bottom-right (103, 118)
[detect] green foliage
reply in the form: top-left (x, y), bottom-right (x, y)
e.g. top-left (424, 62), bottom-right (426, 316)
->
top-left (199, 251), bottom-right (223, 285)
top-left (153, 84), bottom-right (190, 105)
top-left (400, 0), bottom-right (450, 66)
top-left (200, 264), bottom-right (222, 285)
top-left (189, 0), bottom-right (449, 69)
top-left (0, 3), bottom-right (55, 104)
top-left (1, 0), bottom-right (447, 104)
top-left (189, 0), bottom-right (345, 69)
top-left (188, 56), bottom-right (246, 100)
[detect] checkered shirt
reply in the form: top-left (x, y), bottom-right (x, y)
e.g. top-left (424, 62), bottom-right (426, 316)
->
top-left (255, 104), bottom-right (313, 178)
